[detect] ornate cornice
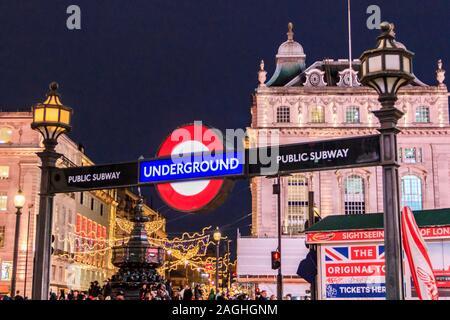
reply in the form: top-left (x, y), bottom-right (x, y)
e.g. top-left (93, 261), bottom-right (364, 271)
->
top-left (252, 126), bottom-right (450, 137)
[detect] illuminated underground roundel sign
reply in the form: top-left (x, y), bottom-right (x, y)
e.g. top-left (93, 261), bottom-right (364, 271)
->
top-left (151, 123), bottom-right (238, 213)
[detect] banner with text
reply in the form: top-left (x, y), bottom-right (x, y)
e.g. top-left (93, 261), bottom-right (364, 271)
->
top-left (247, 135), bottom-right (380, 176)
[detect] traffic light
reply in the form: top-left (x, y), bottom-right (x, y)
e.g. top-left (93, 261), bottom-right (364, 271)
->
top-left (51, 234), bottom-right (55, 255)
top-left (271, 251), bottom-right (281, 270)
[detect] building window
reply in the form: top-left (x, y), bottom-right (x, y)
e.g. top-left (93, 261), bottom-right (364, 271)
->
top-left (0, 166), bottom-right (9, 179)
top-left (415, 106), bottom-right (430, 123)
top-left (344, 175), bottom-right (365, 215)
top-left (285, 175), bottom-right (309, 234)
top-left (0, 226), bottom-right (5, 248)
top-left (276, 106), bottom-right (290, 123)
top-left (51, 265), bottom-right (56, 281)
top-left (0, 127), bottom-right (13, 144)
top-left (0, 261), bottom-right (12, 280)
top-left (400, 147), bottom-right (422, 164)
top-left (59, 266), bottom-right (64, 281)
top-left (401, 175), bottom-right (422, 211)
top-left (310, 106), bottom-right (325, 123)
top-left (0, 193), bottom-right (7, 211)
top-left (90, 198), bottom-right (95, 211)
top-left (100, 204), bottom-right (104, 216)
top-left (80, 192), bottom-right (84, 205)
top-left (345, 106), bottom-right (360, 123)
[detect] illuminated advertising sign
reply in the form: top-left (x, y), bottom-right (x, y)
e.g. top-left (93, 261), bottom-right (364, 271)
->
top-left (138, 151), bottom-right (244, 184)
top-left (153, 123), bottom-right (235, 213)
top-left (321, 244), bottom-right (386, 299)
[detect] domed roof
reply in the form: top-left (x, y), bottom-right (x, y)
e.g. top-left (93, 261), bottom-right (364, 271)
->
top-left (265, 22), bottom-right (307, 87)
top-left (276, 22), bottom-right (305, 59)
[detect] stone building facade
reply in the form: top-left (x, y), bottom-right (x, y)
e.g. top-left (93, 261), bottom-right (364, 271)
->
top-left (237, 23), bottom-right (450, 297)
top-left (0, 111), bottom-right (166, 297)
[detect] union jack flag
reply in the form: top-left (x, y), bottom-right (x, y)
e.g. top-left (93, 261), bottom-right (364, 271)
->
top-left (378, 245), bottom-right (385, 260)
top-left (324, 245), bottom-right (385, 261)
top-left (325, 247), bottom-right (349, 261)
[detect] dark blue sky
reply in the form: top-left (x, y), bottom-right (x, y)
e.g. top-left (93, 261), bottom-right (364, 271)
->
top-left (0, 1), bottom-right (449, 248)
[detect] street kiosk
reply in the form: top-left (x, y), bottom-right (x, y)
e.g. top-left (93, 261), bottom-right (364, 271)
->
top-left (305, 208), bottom-right (450, 300)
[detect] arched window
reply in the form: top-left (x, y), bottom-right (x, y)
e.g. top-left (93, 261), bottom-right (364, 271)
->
top-left (310, 106), bottom-right (325, 123)
top-left (276, 106), bottom-right (290, 123)
top-left (345, 106), bottom-right (360, 123)
top-left (286, 175), bottom-right (309, 233)
top-left (415, 106), bottom-right (430, 123)
top-left (401, 175), bottom-right (423, 211)
top-left (0, 127), bottom-right (13, 144)
top-left (344, 175), bottom-right (365, 215)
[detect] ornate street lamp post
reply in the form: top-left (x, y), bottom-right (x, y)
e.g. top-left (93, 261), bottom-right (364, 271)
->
top-left (360, 22), bottom-right (414, 300)
top-left (10, 190), bottom-right (26, 297)
top-left (213, 227), bottom-right (221, 295)
top-left (30, 82), bottom-right (73, 300)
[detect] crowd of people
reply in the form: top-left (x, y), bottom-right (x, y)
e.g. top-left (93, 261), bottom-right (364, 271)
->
top-left (1, 279), bottom-right (296, 300)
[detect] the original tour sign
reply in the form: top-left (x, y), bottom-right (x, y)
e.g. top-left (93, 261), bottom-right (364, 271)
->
top-left (321, 244), bottom-right (386, 299)
top-left (150, 123), bottom-right (237, 213)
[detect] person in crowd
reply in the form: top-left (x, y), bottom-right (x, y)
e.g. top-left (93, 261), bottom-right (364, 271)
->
top-left (182, 287), bottom-right (193, 300)
top-left (13, 290), bottom-right (24, 300)
top-left (49, 292), bottom-right (57, 300)
top-left (144, 292), bottom-right (153, 300)
top-left (194, 284), bottom-right (203, 300)
top-left (58, 289), bottom-right (66, 300)
top-left (139, 284), bottom-right (148, 300)
top-left (258, 290), bottom-right (268, 300)
top-left (155, 283), bottom-right (171, 300)
top-left (269, 294), bottom-right (276, 300)
top-left (216, 292), bottom-right (225, 300)
top-left (115, 291), bottom-right (125, 300)
top-left (102, 279), bottom-right (112, 298)
top-left (208, 288), bottom-right (215, 300)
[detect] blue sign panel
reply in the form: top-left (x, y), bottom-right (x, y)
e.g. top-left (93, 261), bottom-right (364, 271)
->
top-left (139, 151), bottom-right (245, 184)
top-left (325, 283), bottom-right (386, 298)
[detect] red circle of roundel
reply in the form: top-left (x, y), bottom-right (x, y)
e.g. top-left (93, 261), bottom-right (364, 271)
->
top-left (155, 123), bottom-right (226, 212)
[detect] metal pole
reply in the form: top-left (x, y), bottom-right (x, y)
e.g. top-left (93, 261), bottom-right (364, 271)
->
top-left (32, 142), bottom-right (60, 300)
top-left (275, 174), bottom-right (283, 300)
top-left (373, 96), bottom-right (404, 300)
top-left (308, 191), bottom-right (316, 300)
top-left (215, 240), bottom-right (219, 294)
top-left (24, 206), bottom-right (32, 298)
top-left (10, 207), bottom-right (22, 297)
top-left (227, 240), bottom-right (231, 290)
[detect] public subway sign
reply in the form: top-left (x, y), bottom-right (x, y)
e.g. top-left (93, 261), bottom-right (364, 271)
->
top-left (321, 244), bottom-right (386, 299)
top-left (49, 162), bottom-right (138, 193)
top-left (138, 151), bottom-right (245, 184)
top-left (247, 135), bottom-right (381, 176)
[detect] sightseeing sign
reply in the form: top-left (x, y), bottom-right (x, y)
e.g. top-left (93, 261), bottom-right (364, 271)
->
top-left (49, 122), bottom-right (381, 213)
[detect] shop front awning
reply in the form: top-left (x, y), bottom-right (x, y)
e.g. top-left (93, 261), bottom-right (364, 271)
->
top-left (305, 208), bottom-right (450, 244)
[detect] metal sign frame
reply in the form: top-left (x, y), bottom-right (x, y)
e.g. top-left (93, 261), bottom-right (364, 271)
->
top-left (49, 134), bottom-right (381, 194)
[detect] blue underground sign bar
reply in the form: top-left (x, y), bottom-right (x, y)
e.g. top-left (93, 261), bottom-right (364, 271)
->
top-left (138, 151), bottom-right (245, 184)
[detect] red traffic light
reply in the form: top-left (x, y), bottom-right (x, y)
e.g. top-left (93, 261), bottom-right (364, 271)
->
top-left (271, 251), bottom-right (281, 270)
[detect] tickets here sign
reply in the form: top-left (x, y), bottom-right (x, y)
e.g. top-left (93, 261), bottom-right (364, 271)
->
top-left (321, 244), bottom-right (386, 299)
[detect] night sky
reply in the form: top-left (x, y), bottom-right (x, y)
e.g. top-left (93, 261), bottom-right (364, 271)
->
top-left (0, 1), bottom-right (449, 253)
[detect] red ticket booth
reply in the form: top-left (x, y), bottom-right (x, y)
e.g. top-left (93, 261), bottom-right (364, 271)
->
top-left (305, 208), bottom-right (450, 300)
